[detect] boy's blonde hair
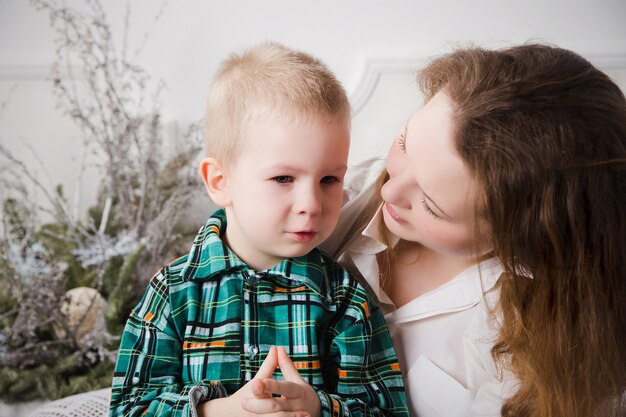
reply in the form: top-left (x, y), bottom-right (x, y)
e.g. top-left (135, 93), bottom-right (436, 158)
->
top-left (204, 42), bottom-right (350, 163)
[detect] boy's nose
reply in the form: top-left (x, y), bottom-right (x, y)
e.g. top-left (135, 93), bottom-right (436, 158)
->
top-left (293, 185), bottom-right (322, 215)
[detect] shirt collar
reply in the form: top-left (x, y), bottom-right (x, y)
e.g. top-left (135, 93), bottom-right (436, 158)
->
top-left (353, 207), bottom-right (504, 314)
top-left (386, 257), bottom-right (504, 324)
top-left (179, 209), bottom-right (330, 300)
top-left (357, 205), bottom-right (400, 254)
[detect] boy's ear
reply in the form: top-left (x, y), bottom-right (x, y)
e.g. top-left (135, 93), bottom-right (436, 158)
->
top-left (199, 157), bottom-right (231, 207)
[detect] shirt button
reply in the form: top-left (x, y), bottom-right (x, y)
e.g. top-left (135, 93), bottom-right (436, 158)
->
top-left (248, 345), bottom-right (259, 359)
top-left (248, 272), bottom-right (266, 287)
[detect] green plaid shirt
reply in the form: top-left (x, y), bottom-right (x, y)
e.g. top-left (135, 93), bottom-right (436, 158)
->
top-left (110, 209), bottom-right (408, 417)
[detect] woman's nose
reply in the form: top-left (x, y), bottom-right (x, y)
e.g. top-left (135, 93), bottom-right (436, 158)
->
top-left (381, 170), bottom-right (413, 209)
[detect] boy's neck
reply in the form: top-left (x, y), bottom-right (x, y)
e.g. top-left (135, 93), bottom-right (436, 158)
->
top-left (222, 224), bottom-right (285, 271)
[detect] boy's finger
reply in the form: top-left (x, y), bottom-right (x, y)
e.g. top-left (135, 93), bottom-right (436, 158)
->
top-left (251, 378), bottom-right (266, 397)
top-left (260, 378), bottom-right (304, 399)
top-left (242, 397), bottom-right (309, 416)
top-left (276, 346), bottom-right (303, 381)
top-left (242, 397), bottom-right (286, 413)
top-left (256, 346), bottom-right (278, 379)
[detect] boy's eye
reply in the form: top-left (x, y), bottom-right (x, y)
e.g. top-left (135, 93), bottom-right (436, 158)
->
top-left (272, 176), bottom-right (293, 184)
top-left (321, 176), bottom-right (340, 185)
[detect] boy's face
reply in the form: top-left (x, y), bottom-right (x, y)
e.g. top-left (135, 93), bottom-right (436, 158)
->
top-left (221, 113), bottom-right (350, 270)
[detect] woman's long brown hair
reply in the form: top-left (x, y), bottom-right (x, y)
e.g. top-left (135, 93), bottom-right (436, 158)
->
top-left (416, 44), bottom-right (626, 416)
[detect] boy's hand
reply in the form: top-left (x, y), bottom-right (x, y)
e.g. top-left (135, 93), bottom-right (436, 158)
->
top-left (199, 347), bottom-right (284, 417)
top-left (242, 347), bottom-right (322, 417)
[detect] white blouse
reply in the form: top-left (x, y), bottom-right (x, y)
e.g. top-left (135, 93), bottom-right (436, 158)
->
top-left (322, 159), bottom-right (518, 417)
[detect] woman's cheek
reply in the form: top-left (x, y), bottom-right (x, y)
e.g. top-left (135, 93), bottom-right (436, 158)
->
top-left (442, 228), bottom-right (475, 256)
top-left (421, 222), bottom-right (475, 256)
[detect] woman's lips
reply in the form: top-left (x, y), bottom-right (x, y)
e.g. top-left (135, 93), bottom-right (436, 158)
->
top-left (385, 202), bottom-right (407, 224)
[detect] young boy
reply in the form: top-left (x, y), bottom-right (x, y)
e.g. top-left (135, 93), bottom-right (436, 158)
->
top-left (109, 42), bottom-right (408, 417)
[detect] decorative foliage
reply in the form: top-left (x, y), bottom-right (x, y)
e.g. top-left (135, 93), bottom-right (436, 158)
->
top-left (0, 0), bottom-right (202, 402)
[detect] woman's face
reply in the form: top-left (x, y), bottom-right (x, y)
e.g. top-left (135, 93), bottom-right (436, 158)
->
top-left (381, 91), bottom-right (489, 257)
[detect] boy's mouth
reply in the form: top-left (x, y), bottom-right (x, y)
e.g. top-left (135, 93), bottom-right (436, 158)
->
top-left (289, 231), bottom-right (318, 242)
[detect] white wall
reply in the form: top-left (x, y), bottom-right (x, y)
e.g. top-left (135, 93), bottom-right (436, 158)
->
top-left (1, 0), bottom-right (625, 221)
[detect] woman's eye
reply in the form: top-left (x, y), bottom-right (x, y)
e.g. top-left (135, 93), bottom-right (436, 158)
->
top-left (420, 198), bottom-right (440, 219)
top-left (272, 176), bottom-right (293, 184)
top-left (321, 176), bottom-right (340, 185)
top-left (397, 131), bottom-right (407, 152)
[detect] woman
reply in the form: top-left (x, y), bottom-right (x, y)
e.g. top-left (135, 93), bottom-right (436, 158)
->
top-left (323, 44), bottom-right (626, 417)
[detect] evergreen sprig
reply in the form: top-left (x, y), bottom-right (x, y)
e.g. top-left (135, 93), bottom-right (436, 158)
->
top-left (0, 0), bottom-right (202, 402)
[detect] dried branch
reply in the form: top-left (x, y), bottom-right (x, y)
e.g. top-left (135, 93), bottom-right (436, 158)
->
top-left (0, 0), bottom-right (202, 400)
